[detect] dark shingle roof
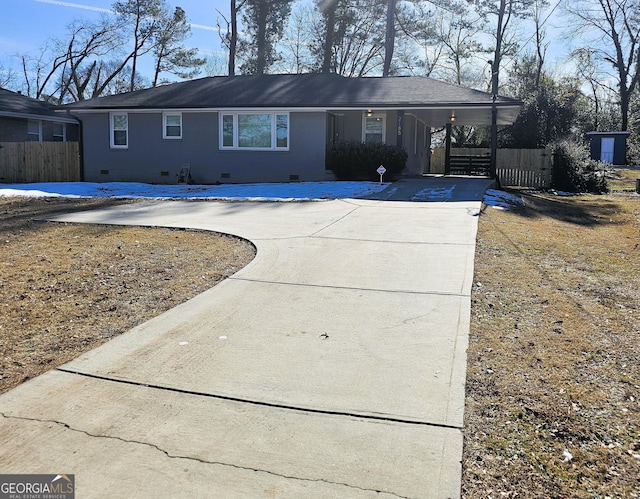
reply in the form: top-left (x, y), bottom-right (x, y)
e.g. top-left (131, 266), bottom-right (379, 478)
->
top-left (0, 88), bottom-right (78, 123)
top-left (62, 74), bottom-right (521, 110)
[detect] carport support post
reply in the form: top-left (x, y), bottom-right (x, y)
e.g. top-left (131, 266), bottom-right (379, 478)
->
top-left (490, 95), bottom-right (497, 180)
top-left (444, 123), bottom-right (452, 175)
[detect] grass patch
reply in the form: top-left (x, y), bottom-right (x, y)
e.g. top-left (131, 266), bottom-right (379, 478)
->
top-left (0, 197), bottom-right (255, 394)
top-left (463, 190), bottom-right (640, 497)
top-left (607, 167), bottom-right (640, 193)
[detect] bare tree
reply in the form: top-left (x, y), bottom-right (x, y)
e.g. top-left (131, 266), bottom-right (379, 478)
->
top-left (339, 0), bottom-right (386, 76)
top-left (203, 50), bottom-right (230, 76)
top-left (565, 0), bottom-right (640, 131)
top-left (313, 0), bottom-right (386, 76)
top-left (0, 62), bottom-right (17, 89)
top-left (217, 0), bottom-right (247, 75)
top-left (16, 0), bottom-right (204, 102)
top-left (18, 16), bottom-right (125, 102)
top-left (573, 47), bottom-right (620, 131)
top-left (532, 0), bottom-right (550, 88)
top-left (274, 3), bottom-right (316, 73)
top-left (439, 4), bottom-right (486, 86)
top-left (470, 0), bottom-right (535, 92)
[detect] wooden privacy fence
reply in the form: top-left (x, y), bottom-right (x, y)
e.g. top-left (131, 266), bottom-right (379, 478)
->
top-left (431, 147), bottom-right (552, 189)
top-left (0, 142), bottom-right (81, 183)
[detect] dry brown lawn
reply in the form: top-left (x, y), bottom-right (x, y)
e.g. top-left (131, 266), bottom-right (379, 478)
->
top-left (0, 196), bottom-right (255, 394)
top-left (464, 180), bottom-right (640, 497)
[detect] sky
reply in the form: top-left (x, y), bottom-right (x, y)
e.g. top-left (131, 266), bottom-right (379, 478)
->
top-left (0, 0), bottom-right (573, 88)
top-left (0, 0), bottom-right (229, 75)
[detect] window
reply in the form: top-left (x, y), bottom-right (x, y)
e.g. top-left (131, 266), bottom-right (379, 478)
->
top-left (363, 113), bottom-right (386, 144)
top-left (276, 114), bottom-right (288, 148)
top-left (53, 123), bottom-right (66, 142)
top-left (222, 115), bottom-right (234, 147)
top-left (27, 120), bottom-right (41, 142)
top-left (238, 114), bottom-right (271, 148)
top-left (220, 112), bottom-right (289, 150)
top-left (110, 113), bottom-right (128, 148)
top-left (163, 112), bottom-right (182, 139)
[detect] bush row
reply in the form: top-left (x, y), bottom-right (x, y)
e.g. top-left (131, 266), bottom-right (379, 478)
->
top-left (326, 141), bottom-right (408, 181)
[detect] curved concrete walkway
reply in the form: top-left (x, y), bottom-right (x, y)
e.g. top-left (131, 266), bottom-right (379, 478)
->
top-left (0, 178), bottom-right (493, 498)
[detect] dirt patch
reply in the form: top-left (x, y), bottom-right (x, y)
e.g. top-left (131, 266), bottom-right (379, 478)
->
top-left (463, 191), bottom-right (640, 497)
top-left (0, 196), bottom-right (255, 394)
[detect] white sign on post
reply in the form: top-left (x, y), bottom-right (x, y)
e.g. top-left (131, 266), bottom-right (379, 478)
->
top-left (377, 165), bottom-right (386, 184)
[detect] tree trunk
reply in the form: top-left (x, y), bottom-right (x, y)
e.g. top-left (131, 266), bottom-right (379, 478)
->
top-left (383, 0), bottom-right (397, 77)
top-left (152, 48), bottom-right (163, 87)
top-left (129, 3), bottom-right (142, 92)
top-left (229, 0), bottom-right (238, 75)
top-left (256, 0), bottom-right (268, 74)
top-left (490, 0), bottom-right (506, 179)
top-left (620, 87), bottom-right (629, 131)
top-left (321, 1), bottom-right (336, 73)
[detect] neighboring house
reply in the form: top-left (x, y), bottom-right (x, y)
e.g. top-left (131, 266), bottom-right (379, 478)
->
top-left (61, 74), bottom-right (522, 184)
top-left (0, 88), bottom-right (79, 142)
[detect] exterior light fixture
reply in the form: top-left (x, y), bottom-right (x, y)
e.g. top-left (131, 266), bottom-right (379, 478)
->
top-left (450, 111), bottom-right (456, 122)
top-left (366, 109), bottom-right (373, 117)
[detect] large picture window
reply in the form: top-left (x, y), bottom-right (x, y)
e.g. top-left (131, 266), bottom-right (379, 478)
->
top-left (220, 112), bottom-right (289, 150)
top-left (163, 112), bottom-right (182, 139)
top-left (110, 113), bottom-right (128, 148)
top-left (363, 113), bottom-right (386, 144)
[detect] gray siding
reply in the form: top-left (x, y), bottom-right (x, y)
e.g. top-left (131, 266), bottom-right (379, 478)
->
top-left (0, 117), bottom-right (79, 142)
top-left (80, 111), bottom-right (327, 184)
top-left (0, 117), bottom-right (25, 141)
top-left (339, 111), bottom-right (400, 147)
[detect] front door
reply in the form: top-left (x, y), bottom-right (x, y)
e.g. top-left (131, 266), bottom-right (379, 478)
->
top-left (601, 137), bottom-right (615, 163)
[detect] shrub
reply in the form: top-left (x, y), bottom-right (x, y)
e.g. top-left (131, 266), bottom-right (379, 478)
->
top-left (551, 140), bottom-right (608, 194)
top-left (326, 141), bottom-right (408, 181)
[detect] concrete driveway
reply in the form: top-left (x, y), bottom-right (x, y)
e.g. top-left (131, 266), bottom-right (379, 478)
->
top-left (0, 178), bottom-right (493, 498)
